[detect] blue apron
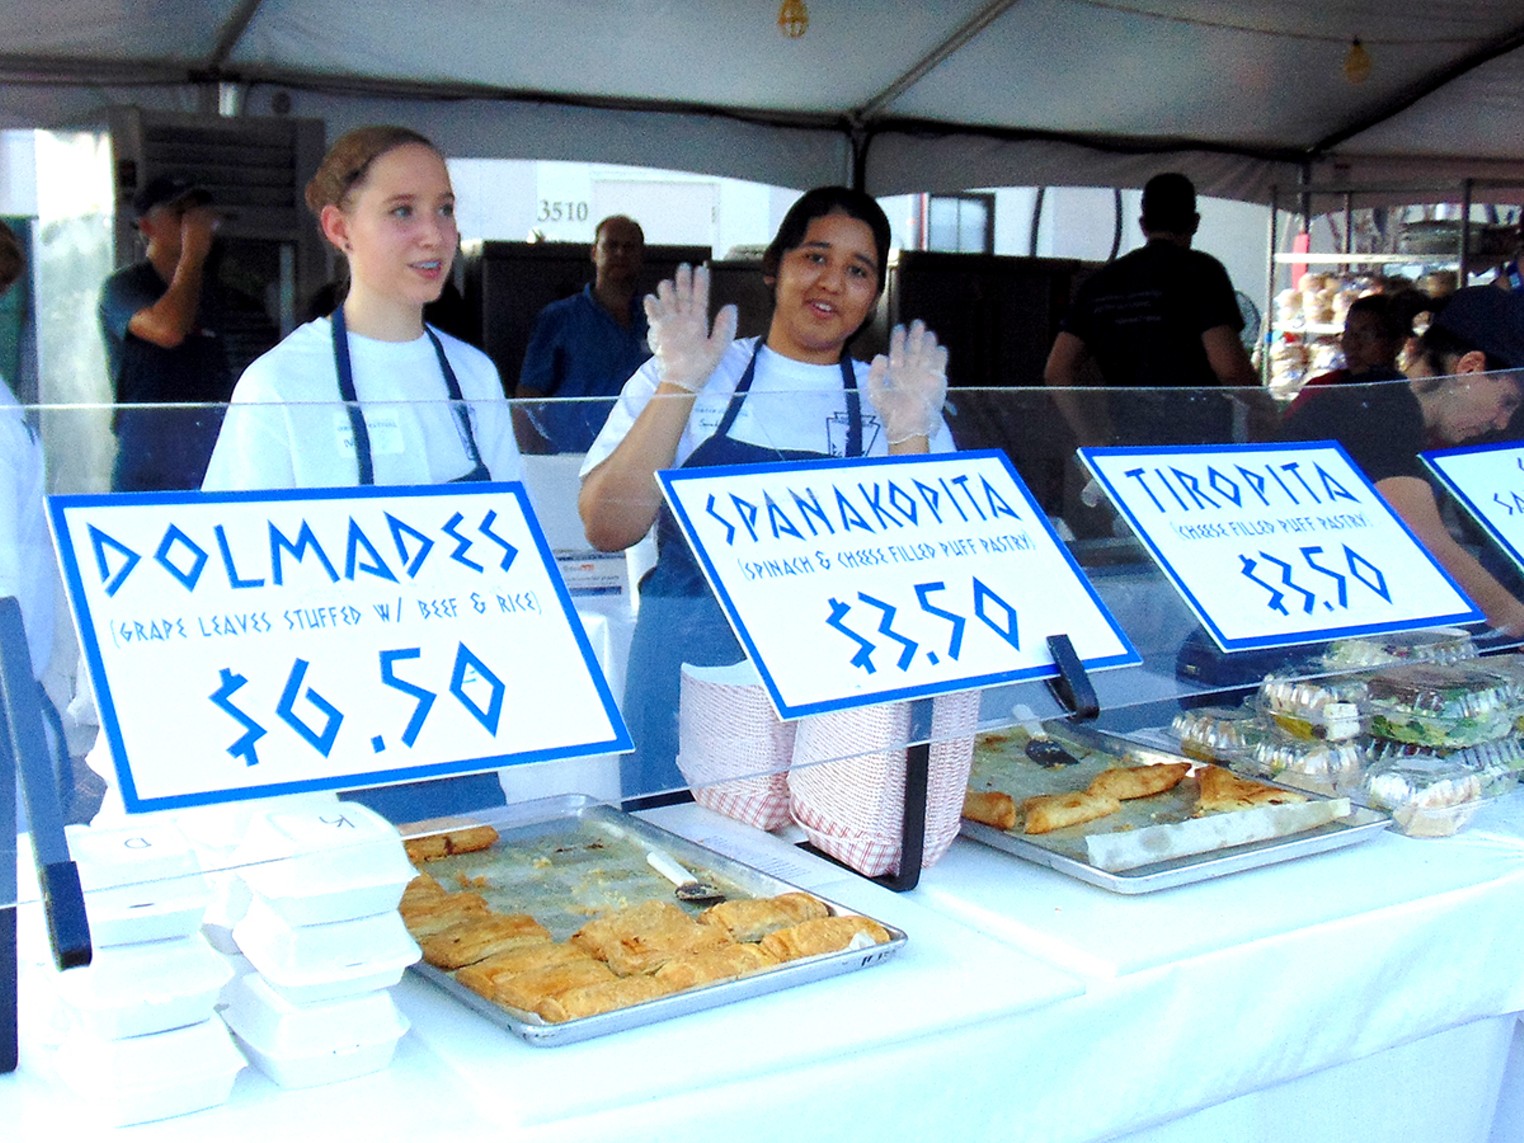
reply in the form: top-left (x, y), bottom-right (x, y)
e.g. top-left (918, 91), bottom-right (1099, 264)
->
top-left (328, 309), bottom-right (503, 822)
top-left (622, 344), bottom-right (863, 798)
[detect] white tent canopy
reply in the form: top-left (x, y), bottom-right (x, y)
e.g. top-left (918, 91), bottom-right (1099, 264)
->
top-left (4, 0), bottom-right (1524, 201)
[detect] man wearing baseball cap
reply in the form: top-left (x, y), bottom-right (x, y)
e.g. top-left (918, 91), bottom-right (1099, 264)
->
top-left (98, 174), bottom-right (252, 490)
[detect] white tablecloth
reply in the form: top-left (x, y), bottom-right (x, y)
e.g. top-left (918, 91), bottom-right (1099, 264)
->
top-left (6, 794), bottom-right (1524, 1141)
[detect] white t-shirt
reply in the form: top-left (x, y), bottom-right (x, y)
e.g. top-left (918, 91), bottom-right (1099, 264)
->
top-left (580, 337), bottom-right (954, 476)
top-left (0, 376), bottom-right (54, 677)
top-left (202, 317), bottom-right (522, 491)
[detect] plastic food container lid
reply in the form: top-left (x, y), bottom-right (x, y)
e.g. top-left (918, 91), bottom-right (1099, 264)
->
top-left (1358, 751), bottom-right (1488, 838)
top-left (232, 897), bottom-right (419, 1004)
top-left (66, 821), bottom-right (201, 891)
top-left (55, 1017), bottom-right (246, 1126)
top-left (234, 802), bottom-right (416, 926)
top-left (220, 971), bottom-right (410, 1087)
top-left (53, 933), bottom-right (234, 1041)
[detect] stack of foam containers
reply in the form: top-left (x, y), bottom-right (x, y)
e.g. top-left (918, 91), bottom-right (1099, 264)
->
top-left (218, 801), bottom-right (419, 1088)
top-left (38, 822), bottom-right (246, 1126)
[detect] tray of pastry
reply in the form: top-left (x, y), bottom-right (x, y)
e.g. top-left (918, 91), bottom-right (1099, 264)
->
top-left (397, 795), bottom-right (904, 1046)
top-left (959, 722), bottom-right (1389, 894)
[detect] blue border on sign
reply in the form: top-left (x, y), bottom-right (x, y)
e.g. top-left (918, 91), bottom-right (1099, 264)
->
top-left (1079, 440), bottom-right (1482, 652)
top-left (1422, 440), bottom-right (1524, 577)
top-left (657, 449), bottom-right (1140, 720)
top-left (45, 482), bottom-right (633, 813)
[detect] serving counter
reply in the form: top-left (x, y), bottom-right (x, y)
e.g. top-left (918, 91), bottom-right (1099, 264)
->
top-left (6, 792), bottom-right (1524, 1142)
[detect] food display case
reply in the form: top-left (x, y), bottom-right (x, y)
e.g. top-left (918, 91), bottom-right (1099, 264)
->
top-left (7, 378), bottom-right (1524, 1140)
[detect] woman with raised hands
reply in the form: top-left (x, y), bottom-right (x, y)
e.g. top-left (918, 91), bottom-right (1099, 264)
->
top-left (579, 185), bottom-right (953, 799)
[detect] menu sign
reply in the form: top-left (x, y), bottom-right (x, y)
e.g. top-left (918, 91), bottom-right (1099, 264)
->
top-left (1080, 442), bottom-right (1480, 651)
top-left (658, 450), bottom-right (1138, 718)
top-left (1423, 441), bottom-right (1524, 575)
top-left (49, 484), bottom-right (630, 812)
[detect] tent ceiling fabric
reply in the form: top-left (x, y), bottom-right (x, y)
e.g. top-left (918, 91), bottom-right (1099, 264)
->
top-left (3, 0), bottom-right (1523, 201)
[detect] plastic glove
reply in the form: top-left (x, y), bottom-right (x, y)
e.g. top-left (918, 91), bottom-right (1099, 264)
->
top-left (642, 264), bottom-right (738, 392)
top-left (866, 320), bottom-right (948, 445)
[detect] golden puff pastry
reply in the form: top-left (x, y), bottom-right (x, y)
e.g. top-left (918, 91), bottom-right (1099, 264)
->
top-left (573, 899), bottom-right (734, 976)
top-left (759, 915), bottom-right (891, 963)
top-left (1195, 765), bottom-right (1307, 814)
top-left (962, 789), bottom-right (1018, 831)
top-left (399, 890), bottom-right (490, 939)
top-left (1086, 762), bottom-right (1191, 802)
top-left (1021, 789), bottom-right (1121, 835)
top-left (454, 942), bottom-right (593, 999)
top-left (491, 958), bottom-right (616, 1012)
top-left (401, 872), bottom-right (447, 903)
top-left (653, 942), bottom-right (778, 990)
top-left (403, 823), bottom-right (500, 863)
top-left (420, 912), bottom-right (551, 970)
top-left (535, 975), bottom-right (674, 1023)
top-left (699, 893), bottom-right (829, 943)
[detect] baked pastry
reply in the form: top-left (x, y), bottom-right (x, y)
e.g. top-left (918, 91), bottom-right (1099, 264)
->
top-left (454, 942), bottom-right (594, 999)
top-left (1020, 789), bottom-right (1121, 835)
top-left (1086, 762), bottom-right (1190, 801)
top-left (420, 912), bottom-right (551, 969)
top-left (402, 823), bottom-right (500, 863)
top-left (399, 890), bottom-right (490, 938)
top-left (401, 872), bottom-right (447, 903)
top-left (759, 915), bottom-right (891, 962)
top-left (962, 789), bottom-right (1017, 831)
top-left (1195, 765), bottom-right (1307, 814)
top-left (699, 893), bottom-right (829, 943)
top-left (654, 943), bottom-right (778, 990)
top-left (491, 958), bottom-right (617, 1012)
top-left (536, 975), bottom-right (674, 1023)
top-left (572, 899), bottom-right (734, 975)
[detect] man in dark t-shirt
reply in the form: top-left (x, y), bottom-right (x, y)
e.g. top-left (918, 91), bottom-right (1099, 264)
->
top-left (1044, 172), bottom-right (1257, 446)
top-left (99, 175), bottom-right (274, 491)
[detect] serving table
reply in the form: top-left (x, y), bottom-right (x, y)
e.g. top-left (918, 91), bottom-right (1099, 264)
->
top-left (4, 791), bottom-right (1524, 1141)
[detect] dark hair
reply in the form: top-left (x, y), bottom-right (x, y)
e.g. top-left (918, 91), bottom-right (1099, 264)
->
top-left (0, 219), bottom-right (21, 295)
top-left (1411, 286), bottom-right (1524, 382)
top-left (305, 125), bottom-right (440, 218)
top-left (593, 214), bottom-right (644, 244)
top-left (1347, 290), bottom-right (1427, 343)
top-left (1141, 172), bottom-right (1197, 233)
top-left (761, 186), bottom-right (891, 300)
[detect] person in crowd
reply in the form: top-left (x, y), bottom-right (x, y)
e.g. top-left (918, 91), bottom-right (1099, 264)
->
top-left (1280, 285), bottom-right (1524, 633)
top-left (0, 220), bottom-right (71, 821)
top-left (1286, 290), bottom-right (1428, 413)
top-left (1044, 171), bottom-right (1258, 447)
top-left (202, 125), bottom-right (522, 819)
top-left (98, 175), bottom-right (273, 491)
top-left (578, 186), bottom-right (953, 799)
top-left (517, 214), bottom-right (651, 453)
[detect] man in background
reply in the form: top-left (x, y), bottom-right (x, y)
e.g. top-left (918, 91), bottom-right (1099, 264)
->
top-left (1044, 172), bottom-right (1257, 447)
top-left (516, 214), bottom-right (650, 453)
top-left (99, 175), bottom-right (267, 490)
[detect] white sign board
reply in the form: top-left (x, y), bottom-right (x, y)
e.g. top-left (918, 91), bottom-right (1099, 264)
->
top-left (658, 451), bottom-right (1139, 719)
top-left (49, 484), bottom-right (631, 813)
top-left (1423, 441), bottom-right (1524, 576)
top-left (1080, 442), bottom-right (1481, 651)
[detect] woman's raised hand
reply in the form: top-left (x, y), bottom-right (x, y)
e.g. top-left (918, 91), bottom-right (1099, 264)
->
top-left (866, 320), bottom-right (949, 444)
top-left (643, 264), bottom-right (739, 392)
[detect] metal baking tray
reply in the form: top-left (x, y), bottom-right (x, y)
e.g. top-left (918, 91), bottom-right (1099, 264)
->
top-left (402, 794), bottom-right (905, 1046)
top-left (960, 725), bottom-right (1390, 894)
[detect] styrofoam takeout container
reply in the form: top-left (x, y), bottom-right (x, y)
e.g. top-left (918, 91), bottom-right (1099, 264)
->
top-left (67, 821), bottom-right (201, 890)
top-left (232, 896), bottom-right (420, 1005)
top-left (234, 802), bottom-right (416, 926)
top-left (53, 932), bottom-right (234, 1040)
top-left (220, 970), bottom-right (410, 1088)
top-left (55, 1017), bottom-right (247, 1127)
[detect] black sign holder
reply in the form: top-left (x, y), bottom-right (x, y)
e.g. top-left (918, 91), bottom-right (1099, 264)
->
top-left (0, 596), bottom-right (92, 1073)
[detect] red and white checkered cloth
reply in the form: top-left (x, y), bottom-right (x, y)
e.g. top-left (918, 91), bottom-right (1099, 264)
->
top-left (677, 661), bottom-right (795, 830)
top-left (788, 689), bottom-right (980, 877)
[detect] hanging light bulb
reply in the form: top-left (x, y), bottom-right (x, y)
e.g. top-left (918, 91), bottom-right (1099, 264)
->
top-left (778, 0), bottom-right (809, 38)
top-left (1343, 38), bottom-right (1372, 84)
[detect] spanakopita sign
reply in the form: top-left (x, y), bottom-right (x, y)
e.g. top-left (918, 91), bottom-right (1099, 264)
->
top-left (1080, 442), bottom-right (1481, 651)
top-left (658, 450), bottom-right (1138, 718)
top-left (49, 484), bottom-right (630, 812)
